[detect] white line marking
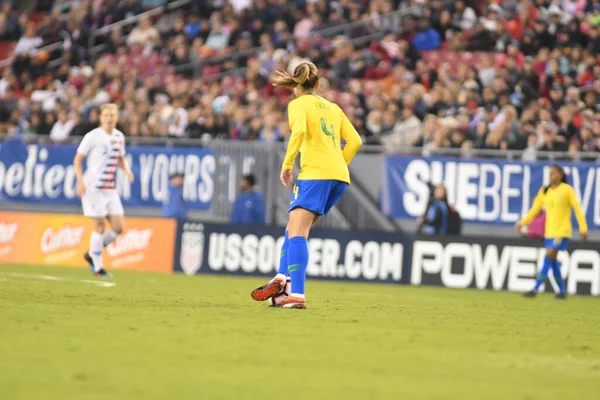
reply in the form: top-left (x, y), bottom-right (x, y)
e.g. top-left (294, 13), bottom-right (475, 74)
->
top-left (39, 275), bottom-right (67, 281)
top-left (0, 272), bottom-right (115, 287)
top-left (80, 279), bottom-right (116, 287)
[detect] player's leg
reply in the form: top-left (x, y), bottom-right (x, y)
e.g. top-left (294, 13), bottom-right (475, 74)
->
top-left (251, 181), bottom-right (322, 305)
top-left (278, 214), bottom-right (319, 279)
top-left (270, 181), bottom-right (343, 307)
top-left (524, 239), bottom-right (558, 297)
top-left (103, 215), bottom-right (122, 248)
top-left (254, 214), bottom-right (321, 303)
top-left (104, 191), bottom-right (125, 246)
top-left (86, 217), bottom-right (110, 275)
top-left (278, 181), bottom-right (334, 309)
top-left (275, 228), bottom-right (289, 281)
top-left (251, 224), bottom-right (290, 301)
top-left (277, 207), bottom-right (314, 309)
top-left (551, 239), bottom-right (569, 299)
top-left (82, 190), bottom-right (111, 277)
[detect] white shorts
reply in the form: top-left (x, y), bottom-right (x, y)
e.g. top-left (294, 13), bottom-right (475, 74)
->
top-left (82, 189), bottom-right (124, 218)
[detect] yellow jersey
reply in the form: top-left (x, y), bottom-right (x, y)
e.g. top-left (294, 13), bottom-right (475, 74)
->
top-left (520, 182), bottom-right (588, 238)
top-left (282, 93), bottom-right (362, 184)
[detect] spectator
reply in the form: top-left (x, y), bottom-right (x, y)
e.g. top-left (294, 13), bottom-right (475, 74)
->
top-left (259, 113), bottom-right (280, 142)
top-left (453, 0), bottom-right (477, 31)
top-left (127, 17), bottom-right (160, 47)
top-left (114, 0), bottom-right (145, 22)
top-left (0, 0), bottom-right (599, 165)
top-left (419, 184), bottom-right (451, 235)
top-left (0, 3), bottom-right (22, 41)
top-left (230, 0), bottom-right (252, 14)
top-left (49, 109), bottom-right (75, 142)
top-left (522, 133), bottom-right (540, 161)
top-left (168, 98), bottom-right (188, 138)
top-left (162, 173), bottom-right (188, 220)
top-left (230, 174), bottom-right (265, 225)
top-left (205, 18), bottom-right (230, 49)
top-left (467, 21), bottom-right (494, 51)
top-left (23, 112), bottom-right (44, 137)
top-left (412, 17), bottom-right (440, 51)
top-left (104, 28), bottom-right (124, 54)
top-left (293, 11), bottom-right (314, 41)
top-left (13, 24), bottom-right (43, 55)
top-left (70, 108), bottom-right (98, 137)
top-left (381, 103), bottom-right (422, 148)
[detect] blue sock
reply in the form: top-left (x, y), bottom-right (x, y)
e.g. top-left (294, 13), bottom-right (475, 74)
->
top-left (287, 236), bottom-right (309, 296)
top-left (551, 260), bottom-right (566, 293)
top-left (277, 231), bottom-right (289, 276)
top-left (534, 256), bottom-right (553, 292)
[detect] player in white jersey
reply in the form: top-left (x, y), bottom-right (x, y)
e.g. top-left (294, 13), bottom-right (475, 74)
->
top-left (73, 104), bottom-right (134, 277)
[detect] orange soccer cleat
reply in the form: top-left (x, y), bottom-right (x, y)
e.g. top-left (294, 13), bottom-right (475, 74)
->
top-left (273, 295), bottom-right (306, 309)
top-left (250, 276), bottom-right (287, 302)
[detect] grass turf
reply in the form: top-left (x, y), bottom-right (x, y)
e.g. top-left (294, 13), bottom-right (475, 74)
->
top-left (0, 264), bottom-right (599, 400)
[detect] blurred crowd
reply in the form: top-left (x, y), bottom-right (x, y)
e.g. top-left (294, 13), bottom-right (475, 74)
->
top-left (1, 0), bottom-right (600, 158)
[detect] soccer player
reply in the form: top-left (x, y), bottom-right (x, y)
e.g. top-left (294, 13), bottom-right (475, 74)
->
top-left (74, 104), bottom-right (134, 277)
top-left (250, 62), bottom-right (363, 309)
top-left (516, 164), bottom-right (587, 299)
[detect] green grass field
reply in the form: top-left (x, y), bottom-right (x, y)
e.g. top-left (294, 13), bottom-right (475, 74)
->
top-left (1, 264), bottom-right (599, 400)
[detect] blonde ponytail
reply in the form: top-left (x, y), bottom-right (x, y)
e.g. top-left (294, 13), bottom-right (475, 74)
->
top-left (272, 62), bottom-right (319, 89)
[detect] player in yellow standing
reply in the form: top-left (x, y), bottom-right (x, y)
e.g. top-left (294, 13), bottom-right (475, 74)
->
top-left (250, 62), bottom-right (363, 309)
top-left (516, 164), bottom-right (587, 299)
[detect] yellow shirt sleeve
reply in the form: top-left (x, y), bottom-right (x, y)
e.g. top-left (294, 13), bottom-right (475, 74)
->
top-left (520, 188), bottom-right (544, 226)
top-left (568, 186), bottom-right (588, 234)
top-left (339, 108), bottom-right (362, 165)
top-left (282, 100), bottom-right (306, 169)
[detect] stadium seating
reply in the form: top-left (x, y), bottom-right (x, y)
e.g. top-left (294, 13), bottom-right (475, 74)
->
top-left (0, 0), bottom-right (599, 157)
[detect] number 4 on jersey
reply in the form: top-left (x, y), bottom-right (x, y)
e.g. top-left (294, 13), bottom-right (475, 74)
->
top-left (320, 118), bottom-right (336, 148)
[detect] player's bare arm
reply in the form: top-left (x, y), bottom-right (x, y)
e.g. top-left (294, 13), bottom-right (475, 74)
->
top-left (280, 168), bottom-right (293, 188)
top-left (74, 152), bottom-right (86, 198)
top-left (118, 155), bottom-right (135, 183)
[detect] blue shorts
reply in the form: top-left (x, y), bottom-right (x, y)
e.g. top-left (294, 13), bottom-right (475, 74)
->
top-left (288, 179), bottom-right (348, 216)
top-left (544, 238), bottom-right (570, 251)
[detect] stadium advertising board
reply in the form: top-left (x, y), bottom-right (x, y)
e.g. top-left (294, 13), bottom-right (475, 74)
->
top-left (382, 156), bottom-right (600, 229)
top-left (173, 222), bottom-right (412, 283)
top-left (0, 139), bottom-right (214, 209)
top-left (173, 221), bottom-right (598, 295)
top-left (0, 211), bottom-right (175, 273)
top-left (411, 235), bottom-right (600, 296)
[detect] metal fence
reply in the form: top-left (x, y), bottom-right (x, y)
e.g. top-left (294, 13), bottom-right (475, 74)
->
top-left (2, 136), bottom-right (599, 231)
top-left (87, 0), bottom-right (192, 59)
top-left (171, 5), bottom-right (424, 81)
top-left (7, 135), bottom-right (599, 161)
top-left (309, 6), bottom-right (423, 40)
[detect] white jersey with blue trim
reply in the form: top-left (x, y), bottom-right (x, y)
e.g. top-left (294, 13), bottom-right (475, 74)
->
top-left (76, 127), bottom-right (126, 190)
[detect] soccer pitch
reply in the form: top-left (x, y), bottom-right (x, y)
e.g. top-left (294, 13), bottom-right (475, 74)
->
top-left (1, 265), bottom-right (599, 400)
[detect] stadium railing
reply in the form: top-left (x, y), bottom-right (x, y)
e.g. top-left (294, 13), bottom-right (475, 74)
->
top-left (171, 5), bottom-right (424, 81)
top-left (87, 0), bottom-right (192, 59)
top-left (0, 0), bottom-right (192, 69)
top-left (308, 6), bottom-right (423, 40)
top-left (5, 136), bottom-right (595, 232)
top-left (6, 135), bottom-right (598, 161)
top-left (0, 39), bottom-right (66, 69)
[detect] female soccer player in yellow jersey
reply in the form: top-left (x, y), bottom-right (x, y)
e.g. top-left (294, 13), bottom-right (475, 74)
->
top-left (516, 165), bottom-right (588, 299)
top-left (250, 62), bottom-right (363, 309)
